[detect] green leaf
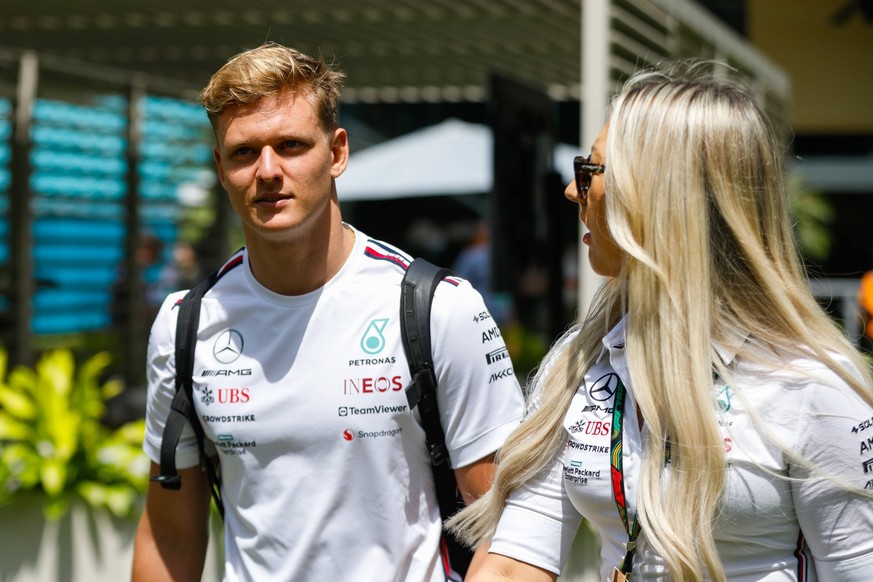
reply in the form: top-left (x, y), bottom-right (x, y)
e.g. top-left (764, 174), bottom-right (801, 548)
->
top-left (43, 495), bottom-right (70, 521)
top-left (0, 445), bottom-right (42, 495)
top-left (106, 487), bottom-right (136, 517)
top-left (0, 386), bottom-right (37, 420)
top-left (48, 412), bottom-right (81, 461)
top-left (76, 481), bottom-right (109, 508)
top-left (0, 347), bottom-right (149, 513)
top-left (100, 378), bottom-right (124, 401)
top-left (40, 459), bottom-right (67, 496)
top-left (113, 419), bottom-right (146, 445)
top-left (7, 368), bottom-right (38, 400)
top-left (77, 481), bottom-right (137, 517)
top-left (0, 412), bottom-right (35, 441)
top-left (0, 350), bottom-right (7, 385)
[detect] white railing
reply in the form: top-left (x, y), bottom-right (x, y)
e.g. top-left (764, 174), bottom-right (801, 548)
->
top-left (809, 278), bottom-right (864, 345)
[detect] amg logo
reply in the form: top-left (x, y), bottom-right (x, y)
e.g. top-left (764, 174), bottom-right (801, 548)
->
top-left (203, 369), bottom-right (252, 376)
top-left (582, 405), bottom-right (614, 414)
top-left (486, 347), bottom-right (509, 365)
top-left (489, 367), bottom-right (514, 383)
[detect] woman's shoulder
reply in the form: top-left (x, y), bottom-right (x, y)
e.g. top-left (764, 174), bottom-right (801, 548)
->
top-left (733, 342), bottom-right (873, 423)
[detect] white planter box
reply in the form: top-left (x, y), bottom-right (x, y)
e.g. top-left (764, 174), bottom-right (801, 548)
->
top-left (0, 494), bottom-right (600, 581)
top-left (0, 494), bottom-right (223, 582)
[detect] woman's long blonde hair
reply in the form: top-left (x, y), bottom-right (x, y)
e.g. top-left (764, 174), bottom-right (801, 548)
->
top-left (449, 63), bottom-right (873, 581)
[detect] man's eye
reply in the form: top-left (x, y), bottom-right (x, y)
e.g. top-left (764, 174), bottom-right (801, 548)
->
top-left (280, 140), bottom-right (301, 149)
top-left (233, 146), bottom-right (255, 156)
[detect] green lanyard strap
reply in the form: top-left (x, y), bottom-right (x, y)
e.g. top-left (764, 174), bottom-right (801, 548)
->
top-left (610, 378), bottom-right (641, 576)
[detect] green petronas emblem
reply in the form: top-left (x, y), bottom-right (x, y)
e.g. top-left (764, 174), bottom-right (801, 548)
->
top-left (715, 384), bottom-right (732, 412)
top-left (361, 318), bottom-right (389, 354)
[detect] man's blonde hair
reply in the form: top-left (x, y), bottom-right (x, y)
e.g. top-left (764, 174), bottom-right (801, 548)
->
top-left (200, 42), bottom-right (345, 132)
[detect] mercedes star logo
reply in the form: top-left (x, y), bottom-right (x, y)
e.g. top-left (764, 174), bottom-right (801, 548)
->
top-left (588, 373), bottom-right (620, 402)
top-left (213, 330), bottom-right (244, 364)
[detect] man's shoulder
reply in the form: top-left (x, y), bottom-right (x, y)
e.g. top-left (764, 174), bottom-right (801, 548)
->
top-left (358, 234), bottom-right (415, 276)
top-left (352, 228), bottom-right (467, 287)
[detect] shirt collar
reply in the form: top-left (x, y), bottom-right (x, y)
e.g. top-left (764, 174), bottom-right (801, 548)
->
top-left (594, 314), bottom-right (748, 367)
top-left (713, 323), bottom-right (748, 367)
top-left (595, 314), bottom-right (628, 364)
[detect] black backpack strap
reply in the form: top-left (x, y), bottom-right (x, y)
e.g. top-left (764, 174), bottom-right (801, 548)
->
top-left (401, 258), bottom-right (453, 468)
top-left (150, 259), bottom-right (241, 520)
top-left (400, 258), bottom-right (472, 578)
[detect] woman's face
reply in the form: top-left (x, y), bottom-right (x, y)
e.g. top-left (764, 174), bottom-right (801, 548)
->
top-left (564, 123), bottom-right (622, 277)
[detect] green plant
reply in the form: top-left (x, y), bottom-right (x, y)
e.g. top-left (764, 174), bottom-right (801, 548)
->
top-left (0, 348), bottom-right (149, 520)
top-left (788, 172), bottom-right (835, 263)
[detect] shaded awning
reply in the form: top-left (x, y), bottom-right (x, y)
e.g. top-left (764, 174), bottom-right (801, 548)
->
top-left (338, 118), bottom-right (578, 200)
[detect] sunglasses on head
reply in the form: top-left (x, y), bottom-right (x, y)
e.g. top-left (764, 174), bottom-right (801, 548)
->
top-left (573, 155), bottom-right (606, 202)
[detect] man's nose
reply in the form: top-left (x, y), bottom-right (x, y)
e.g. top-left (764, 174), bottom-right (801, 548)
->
top-left (256, 147), bottom-right (282, 182)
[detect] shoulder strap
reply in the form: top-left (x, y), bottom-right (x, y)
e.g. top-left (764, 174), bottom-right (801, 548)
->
top-left (399, 258), bottom-right (457, 494)
top-left (401, 259), bottom-right (472, 578)
top-left (151, 257), bottom-right (242, 520)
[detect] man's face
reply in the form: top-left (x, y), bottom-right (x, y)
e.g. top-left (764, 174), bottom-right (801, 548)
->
top-left (212, 88), bottom-right (348, 245)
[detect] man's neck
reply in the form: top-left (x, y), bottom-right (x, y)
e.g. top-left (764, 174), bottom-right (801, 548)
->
top-left (244, 217), bottom-right (355, 296)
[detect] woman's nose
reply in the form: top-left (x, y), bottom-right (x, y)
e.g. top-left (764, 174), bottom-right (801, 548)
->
top-left (564, 180), bottom-right (580, 203)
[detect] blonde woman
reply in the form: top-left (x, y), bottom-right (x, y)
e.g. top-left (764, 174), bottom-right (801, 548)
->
top-left (450, 64), bottom-right (873, 581)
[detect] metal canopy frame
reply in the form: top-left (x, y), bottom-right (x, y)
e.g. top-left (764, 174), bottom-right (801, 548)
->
top-left (0, 0), bottom-right (583, 104)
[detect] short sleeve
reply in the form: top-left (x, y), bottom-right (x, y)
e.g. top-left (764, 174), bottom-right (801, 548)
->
top-left (430, 279), bottom-right (524, 468)
top-left (141, 291), bottom-right (215, 468)
top-left (489, 448), bottom-right (583, 575)
top-left (790, 375), bottom-right (873, 581)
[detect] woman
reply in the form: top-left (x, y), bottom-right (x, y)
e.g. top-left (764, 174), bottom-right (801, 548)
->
top-left (450, 64), bottom-right (873, 581)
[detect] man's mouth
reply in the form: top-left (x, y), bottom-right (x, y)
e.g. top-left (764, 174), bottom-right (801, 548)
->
top-left (255, 193), bottom-right (290, 204)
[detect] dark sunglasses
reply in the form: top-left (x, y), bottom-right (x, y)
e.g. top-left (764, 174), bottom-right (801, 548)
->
top-left (574, 155), bottom-right (606, 202)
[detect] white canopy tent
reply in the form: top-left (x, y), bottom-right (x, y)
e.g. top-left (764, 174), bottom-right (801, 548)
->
top-left (337, 118), bottom-right (578, 201)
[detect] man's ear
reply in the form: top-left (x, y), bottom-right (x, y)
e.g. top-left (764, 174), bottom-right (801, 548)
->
top-left (329, 128), bottom-right (349, 179)
top-left (213, 145), bottom-right (226, 184)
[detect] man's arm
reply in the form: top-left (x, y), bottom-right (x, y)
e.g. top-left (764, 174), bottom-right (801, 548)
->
top-left (455, 460), bottom-right (557, 582)
top-left (132, 462), bottom-right (212, 582)
top-left (454, 453), bottom-right (498, 504)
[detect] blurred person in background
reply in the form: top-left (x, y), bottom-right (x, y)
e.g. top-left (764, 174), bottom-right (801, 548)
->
top-left (157, 241), bottom-right (202, 296)
top-left (452, 221), bottom-right (512, 327)
top-left (111, 233), bottom-right (165, 329)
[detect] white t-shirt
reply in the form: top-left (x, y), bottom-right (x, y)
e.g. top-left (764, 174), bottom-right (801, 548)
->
top-left (490, 317), bottom-right (873, 581)
top-left (143, 227), bottom-right (525, 582)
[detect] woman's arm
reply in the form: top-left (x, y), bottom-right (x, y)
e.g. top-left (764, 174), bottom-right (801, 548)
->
top-left (467, 551), bottom-right (558, 582)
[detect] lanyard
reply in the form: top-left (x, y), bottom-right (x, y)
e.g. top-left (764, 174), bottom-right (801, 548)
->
top-left (610, 377), bottom-right (641, 577)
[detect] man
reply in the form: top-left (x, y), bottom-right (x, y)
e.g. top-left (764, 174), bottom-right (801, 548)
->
top-left (132, 42), bottom-right (524, 581)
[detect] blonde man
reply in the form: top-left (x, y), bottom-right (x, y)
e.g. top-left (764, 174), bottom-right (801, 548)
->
top-left (450, 64), bottom-right (873, 581)
top-left (132, 43), bottom-right (524, 582)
